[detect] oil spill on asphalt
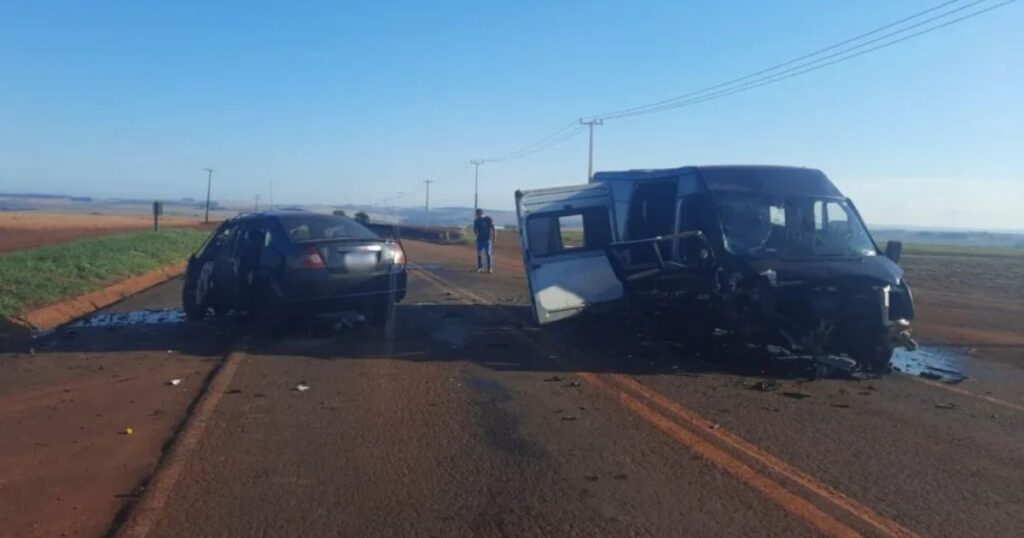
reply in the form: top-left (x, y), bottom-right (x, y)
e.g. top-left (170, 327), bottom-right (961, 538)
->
top-left (69, 308), bottom-right (186, 328)
top-left (892, 346), bottom-right (969, 382)
top-left (467, 374), bottom-right (544, 462)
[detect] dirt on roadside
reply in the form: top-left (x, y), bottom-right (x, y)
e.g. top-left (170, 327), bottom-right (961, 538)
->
top-left (0, 280), bottom-right (230, 538)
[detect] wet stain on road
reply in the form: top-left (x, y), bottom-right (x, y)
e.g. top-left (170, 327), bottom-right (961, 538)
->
top-left (893, 346), bottom-right (969, 382)
top-left (467, 375), bottom-right (545, 462)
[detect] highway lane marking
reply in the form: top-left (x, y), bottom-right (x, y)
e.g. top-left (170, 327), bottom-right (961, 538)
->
top-left (580, 372), bottom-right (861, 538)
top-left (411, 265), bottom-right (924, 537)
top-left (910, 376), bottom-right (1024, 413)
top-left (115, 350), bottom-right (245, 538)
top-left (608, 374), bottom-right (921, 538)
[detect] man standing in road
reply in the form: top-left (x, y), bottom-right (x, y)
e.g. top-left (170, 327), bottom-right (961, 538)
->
top-left (473, 208), bottom-right (496, 273)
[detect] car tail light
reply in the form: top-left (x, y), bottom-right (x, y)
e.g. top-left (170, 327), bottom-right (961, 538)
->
top-left (387, 243), bottom-right (405, 272)
top-left (300, 246), bottom-right (326, 269)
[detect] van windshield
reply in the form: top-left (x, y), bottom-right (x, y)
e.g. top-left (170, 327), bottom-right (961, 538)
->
top-left (713, 193), bottom-right (877, 259)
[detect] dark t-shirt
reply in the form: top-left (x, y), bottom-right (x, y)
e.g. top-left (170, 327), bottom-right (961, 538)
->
top-left (473, 216), bottom-right (495, 243)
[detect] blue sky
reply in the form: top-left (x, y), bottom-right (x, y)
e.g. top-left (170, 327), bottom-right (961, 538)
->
top-left (1, 1), bottom-right (1021, 229)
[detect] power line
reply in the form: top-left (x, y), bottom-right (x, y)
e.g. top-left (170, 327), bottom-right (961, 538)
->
top-left (479, 120), bottom-right (581, 163)
top-left (450, 0), bottom-right (1011, 180)
top-left (588, 0), bottom-right (974, 121)
top-left (599, 0), bottom-right (1014, 120)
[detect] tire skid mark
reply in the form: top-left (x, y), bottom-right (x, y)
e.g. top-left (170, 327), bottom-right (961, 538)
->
top-left (414, 263), bottom-right (923, 538)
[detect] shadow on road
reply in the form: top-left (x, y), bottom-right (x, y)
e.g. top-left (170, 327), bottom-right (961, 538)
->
top-left (19, 301), bottom-right (882, 381)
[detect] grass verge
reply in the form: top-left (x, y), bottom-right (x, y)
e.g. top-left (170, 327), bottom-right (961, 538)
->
top-left (0, 229), bottom-right (207, 318)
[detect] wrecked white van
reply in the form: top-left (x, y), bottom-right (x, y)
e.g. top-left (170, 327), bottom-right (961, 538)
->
top-left (515, 165), bottom-right (916, 371)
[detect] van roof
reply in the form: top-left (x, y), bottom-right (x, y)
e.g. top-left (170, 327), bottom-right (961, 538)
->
top-left (592, 165), bottom-right (843, 197)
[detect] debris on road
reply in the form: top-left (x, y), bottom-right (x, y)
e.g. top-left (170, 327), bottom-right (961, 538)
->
top-left (830, 403), bottom-right (851, 409)
top-left (544, 375), bottom-right (563, 382)
top-left (167, 378), bottom-right (182, 386)
top-left (225, 389), bottom-right (242, 395)
top-left (122, 427), bottom-right (134, 435)
top-left (748, 380), bottom-right (779, 392)
top-left (781, 391), bottom-right (812, 400)
top-left (564, 381), bottom-right (581, 388)
top-left (935, 403), bottom-right (958, 410)
top-left (294, 383), bottom-right (311, 392)
top-left (561, 415), bottom-right (577, 421)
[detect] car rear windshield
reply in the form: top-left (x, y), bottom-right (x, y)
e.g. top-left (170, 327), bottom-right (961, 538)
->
top-left (275, 214), bottom-right (378, 242)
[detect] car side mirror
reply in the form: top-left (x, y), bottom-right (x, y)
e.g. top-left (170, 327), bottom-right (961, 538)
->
top-left (884, 240), bottom-right (902, 263)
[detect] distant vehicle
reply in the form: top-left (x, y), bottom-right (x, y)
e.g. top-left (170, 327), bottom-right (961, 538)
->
top-left (183, 210), bottom-right (407, 327)
top-left (515, 165), bottom-right (916, 371)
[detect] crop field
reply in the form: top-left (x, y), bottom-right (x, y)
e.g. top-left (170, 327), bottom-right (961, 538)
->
top-left (0, 211), bottom-right (208, 253)
top-left (0, 229), bottom-right (208, 318)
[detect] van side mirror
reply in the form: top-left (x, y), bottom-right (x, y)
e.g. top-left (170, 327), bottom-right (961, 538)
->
top-left (884, 240), bottom-right (902, 263)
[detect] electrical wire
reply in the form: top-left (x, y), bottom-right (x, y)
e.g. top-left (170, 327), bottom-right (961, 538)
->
top-left (599, 0), bottom-right (1014, 120)
top-left (588, 0), bottom-right (974, 121)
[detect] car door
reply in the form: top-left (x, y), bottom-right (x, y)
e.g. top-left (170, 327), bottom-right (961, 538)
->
top-left (210, 221), bottom-right (244, 312)
top-left (515, 182), bottom-right (623, 325)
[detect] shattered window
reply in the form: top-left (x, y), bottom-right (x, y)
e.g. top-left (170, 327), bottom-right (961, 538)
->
top-left (716, 193), bottom-right (875, 258)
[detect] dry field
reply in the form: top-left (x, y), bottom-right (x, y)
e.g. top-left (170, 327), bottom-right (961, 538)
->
top-left (0, 212), bottom-right (210, 253)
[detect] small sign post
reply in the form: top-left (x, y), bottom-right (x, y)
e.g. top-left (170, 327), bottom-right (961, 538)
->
top-left (153, 201), bottom-right (163, 232)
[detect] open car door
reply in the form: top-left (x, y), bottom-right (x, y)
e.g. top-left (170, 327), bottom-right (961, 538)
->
top-left (515, 183), bottom-right (623, 325)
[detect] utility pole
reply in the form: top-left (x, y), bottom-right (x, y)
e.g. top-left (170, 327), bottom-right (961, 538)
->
top-left (470, 160), bottom-right (485, 212)
top-left (203, 168), bottom-right (216, 223)
top-left (423, 180), bottom-right (434, 228)
top-left (580, 119), bottom-right (603, 182)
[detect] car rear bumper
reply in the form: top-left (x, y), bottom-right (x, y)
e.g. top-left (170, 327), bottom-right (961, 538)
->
top-left (273, 271), bottom-right (407, 311)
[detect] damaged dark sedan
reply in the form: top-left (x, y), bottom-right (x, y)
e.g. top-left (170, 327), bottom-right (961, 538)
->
top-left (182, 210), bottom-right (407, 328)
top-left (515, 165), bottom-right (915, 372)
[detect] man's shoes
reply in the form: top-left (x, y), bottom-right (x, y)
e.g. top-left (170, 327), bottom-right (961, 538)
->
top-left (475, 267), bottom-right (484, 273)
top-left (488, 268), bottom-right (494, 273)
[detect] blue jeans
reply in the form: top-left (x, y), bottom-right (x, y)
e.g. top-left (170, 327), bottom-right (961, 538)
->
top-left (477, 240), bottom-right (493, 270)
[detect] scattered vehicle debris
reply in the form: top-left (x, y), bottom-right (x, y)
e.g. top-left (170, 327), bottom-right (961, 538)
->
top-left (543, 375), bottom-right (563, 382)
top-left (515, 165), bottom-right (917, 372)
top-left (294, 383), bottom-right (311, 392)
top-left (935, 403), bottom-right (958, 410)
top-left (167, 378), bottom-right (182, 386)
top-left (781, 391), bottom-right (812, 400)
top-left (748, 380), bottom-right (779, 392)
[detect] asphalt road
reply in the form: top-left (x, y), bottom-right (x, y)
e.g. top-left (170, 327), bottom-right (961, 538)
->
top-left (4, 239), bottom-right (1024, 537)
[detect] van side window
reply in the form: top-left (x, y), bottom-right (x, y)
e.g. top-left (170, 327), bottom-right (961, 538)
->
top-left (527, 207), bottom-right (612, 257)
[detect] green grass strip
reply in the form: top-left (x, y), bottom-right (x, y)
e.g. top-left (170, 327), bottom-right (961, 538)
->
top-left (0, 229), bottom-right (208, 318)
